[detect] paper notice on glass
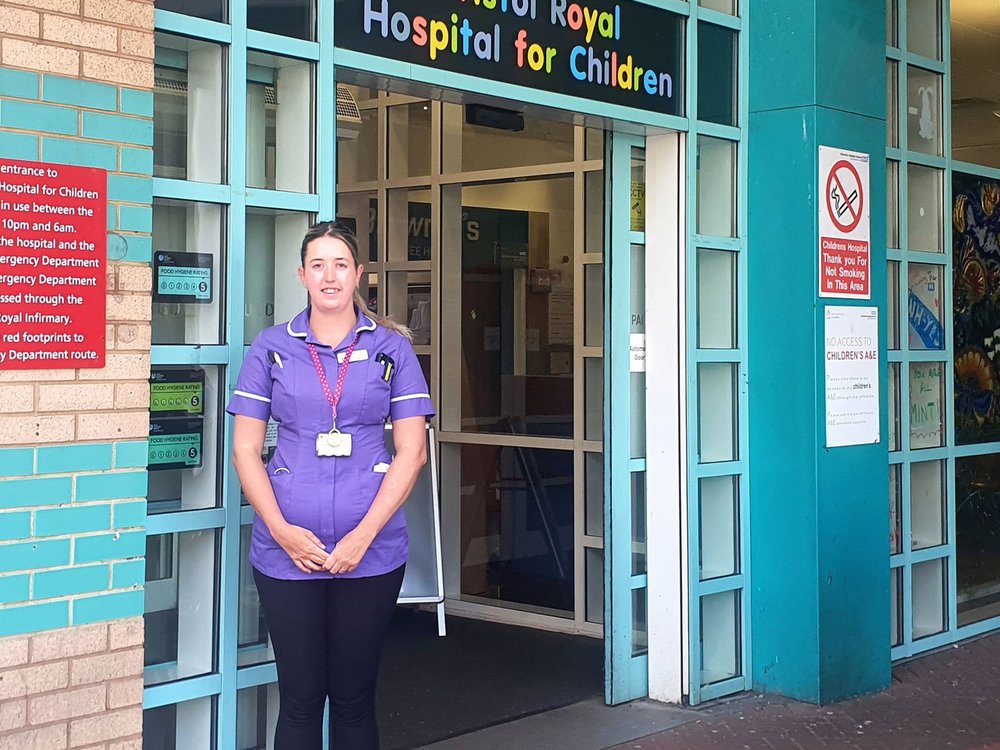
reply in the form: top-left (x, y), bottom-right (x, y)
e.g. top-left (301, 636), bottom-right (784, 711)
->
top-left (825, 306), bottom-right (880, 447)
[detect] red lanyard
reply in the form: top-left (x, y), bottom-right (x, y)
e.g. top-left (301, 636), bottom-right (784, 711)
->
top-left (307, 333), bottom-right (360, 431)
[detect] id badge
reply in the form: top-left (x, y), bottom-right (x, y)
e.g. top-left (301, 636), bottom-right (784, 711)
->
top-left (316, 429), bottom-right (352, 457)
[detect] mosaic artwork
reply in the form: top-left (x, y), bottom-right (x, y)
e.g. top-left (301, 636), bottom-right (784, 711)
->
top-left (953, 173), bottom-right (1000, 444)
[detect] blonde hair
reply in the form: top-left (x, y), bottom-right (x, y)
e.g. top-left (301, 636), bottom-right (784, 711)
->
top-left (300, 220), bottom-right (413, 341)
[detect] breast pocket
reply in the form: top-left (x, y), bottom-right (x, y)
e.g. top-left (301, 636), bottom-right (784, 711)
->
top-left (359, 359), bottom-right (391, 423)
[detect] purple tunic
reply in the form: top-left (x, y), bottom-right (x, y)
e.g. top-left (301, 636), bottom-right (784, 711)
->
top-left (226, 307), bottom-right (435, 580)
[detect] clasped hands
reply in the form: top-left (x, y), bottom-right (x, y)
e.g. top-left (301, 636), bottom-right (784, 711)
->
top-left (274, 523), bottom-right (371, 575)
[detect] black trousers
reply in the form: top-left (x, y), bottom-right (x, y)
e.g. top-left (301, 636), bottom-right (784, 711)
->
top-left (253, 564), bottom-right (405, 750)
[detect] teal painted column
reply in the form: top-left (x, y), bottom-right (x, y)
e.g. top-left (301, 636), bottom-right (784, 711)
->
top-left (747, 0), bottom-right (890, 703)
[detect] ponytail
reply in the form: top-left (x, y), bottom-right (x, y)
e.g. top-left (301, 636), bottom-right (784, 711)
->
top-left (301, 220), bottom-right (413, 341)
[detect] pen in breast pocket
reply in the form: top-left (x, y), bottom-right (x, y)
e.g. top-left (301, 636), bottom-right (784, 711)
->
top-left (268, 350), bottom-right (284, 368)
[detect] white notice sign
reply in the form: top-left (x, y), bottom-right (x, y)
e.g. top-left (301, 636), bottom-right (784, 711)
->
top-left (630, 333), bottom-right (646, 372)
top-left (825, 306), bottom-right (879, 447)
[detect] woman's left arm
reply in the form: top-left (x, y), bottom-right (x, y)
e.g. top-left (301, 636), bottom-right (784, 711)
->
top-left (322, 415), bottom-right (427, 574)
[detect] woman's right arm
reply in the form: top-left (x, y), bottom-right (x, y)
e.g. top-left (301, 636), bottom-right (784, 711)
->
top-left (231, 415), bottom-right (328, 573)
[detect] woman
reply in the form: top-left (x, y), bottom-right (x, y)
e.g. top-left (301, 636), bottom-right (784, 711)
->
top-left (228, 220), bottom-right (434, 749)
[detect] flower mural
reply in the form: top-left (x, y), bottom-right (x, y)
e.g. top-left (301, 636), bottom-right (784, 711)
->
top-left (954, 173), bottom-right (1000, 443)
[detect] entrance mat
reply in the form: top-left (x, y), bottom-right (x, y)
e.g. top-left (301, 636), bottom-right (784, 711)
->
top-left (376, 608), bottom-right (603, 750)
top-left (418, 697), bottom-right (699, 750)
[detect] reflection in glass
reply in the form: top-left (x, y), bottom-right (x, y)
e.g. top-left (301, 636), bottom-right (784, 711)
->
top-left (907, 164), bottom-right (943, 252)
top-left (956, 455), bottom-right (1000, 626)
top-left (238, 526), bottom-right (273, 667)
top-left (697, 136), bottom-right (736, 237)
top-left (153, 35), bottom-right (224, 183)
top-left (248, 0), bottom-right (314, 40)
top-left (245, 209), bottom-right (311, 343)
top-left (912, 557), bottom-right (947, 639)
top-left (387, 271), bottom-right (431, 345)
top-left (890, 464), bottom-right (902, 555)
top-left (697, 22), bottom-right (737, 126)
top-left (586, 128), bottom-right (604, 161)
top-left (457, 178), bottom-right (576, 438)
top-left (337, 107), bottom-right (378, 183)
top-left (632, 587), bottom-right (648, 656)
top-left (889, 363), bottom-right (900, 451)
top-left (907, 66), bottom-right (942, 156)
top-left (459, 444), bottom-right (574, 616)
top-left (144, 529), bottom-right (218, 685)
top-left (699, 0), bottom-right (736, 14)
top-left (631, 472), bottom-right (646, 575)
top-left (910, 460), bottom-right (946, 549)
top-left (584, 263), bottom-right (603, 347)
top-left (441, 103), bottom-right (574, 172)
top-left (246, 52), bottom-right (313, 193)
top-left (907, 263), bottom-right (944, 350)
top-left (887, 261), bottom-right (900, 349)
top-left (585, 169), bottom-right (604, 254)
top-left (585, 547), bottom-right (603, 624)
top-left (144, 698), bottom-right (217, 750)
top-left (147, 366), bottom-right (221, 514)
top-left (336, 191), bottom-right (378, 264)
top-left (631, 150), bottom-right (645, 232)
top-left (387, 189), bottom-right (433, 262)
top-left (907, 0), bottom-right (941, 60)
top-left (631, 244), bottom-right (646, 457)
top-left (585, 358), bottom-right (603, 442)
top-left (952, 20), bottom-right (1000, 168)
top-left (700, 475), bottom-right (738, 580)
top-left (886, 61), bottom-right (898, 148)
top-left (887, 0), bottom-right (897, 48)
top-left (701, 590), bottom-right (740, 686)
top-left (891, 566), bottom-right (902, 647)
top-left (698, 249), bottom-right (737, 349)
top-left (237, 684), bottom-right (279, 750)
top-left (156, 0), bottom-right (224, 21)
top-left (388, 101), bottom-right (432, 178)
top-left (584, 452), bottom-right (603, 538)
top-left (698, 363), bottom-right (737, 463)
top-left (909, 362), bottom-right (944, 449)
top-left (151, 200), bottom-right (225, 345)
top-left (887, 159), bottom-right (899, 248)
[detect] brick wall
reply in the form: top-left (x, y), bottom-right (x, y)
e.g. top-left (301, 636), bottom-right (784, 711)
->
top-left (0, 1), bottom-right (153, 747)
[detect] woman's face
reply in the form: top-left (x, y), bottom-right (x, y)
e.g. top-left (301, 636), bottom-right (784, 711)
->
top-left (298, 235), bottom-right (363, 316)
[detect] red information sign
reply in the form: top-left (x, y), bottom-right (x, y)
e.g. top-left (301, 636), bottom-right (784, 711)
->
top-left (0, 159), bottom-right (107, 369)
top-left (818, 147), bottom-right (871, 299)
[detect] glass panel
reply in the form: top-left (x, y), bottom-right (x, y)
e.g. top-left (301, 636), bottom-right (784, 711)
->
top-left (441, 103), bottom-right (574, 173)
top-left (631, 149), bottom-right (645, 232)
top-left (388, 101), bottom-right (432, 179)
top-left (584, 452), bottom-right (603, 538)
top-left (700, 590), bottom-right (741, 686)
top-left (248, 0), bottom-right (313, 41)
top-left (887, 159), bottom-right (899, 248)
top-left (889, 464), bottom-right (902, 555)
top-left (952, 20), bottom-right (1000, 168)
top-left (153, 35), bottom-right (225, 183)
top-left (151, 200), bottom-right (225, 346)
top-left (459, 444), bottom-right (574, 617)
top-left (909, 362), bottom-right (944, 449)
top-left (387, 189), bottom-right (433, 263)
top-left (155, 0), bottom-right (224, 22)
top-left (245, 209), bottom-right (311, 344)
top-left (585, 357), bottom-right (603, 442)
top-left (697, 136), bottom-right (736, 237)
top-left (911, 557), bottom-right (947, 639)
top-left (887, 0), bottom-right (897, 48)
top-left (908, 263), bottom-right (944, 350)
top-left (143, 697), bottom-right (217, 750)
top-left (887, 261), bottom-right (900, 349)
top-left (906, 67), bottom-right (942, 156)
top-left (337, 108), bottom-right (378, 184)
top-left (336, 191), bottom-right (378, 264)
top-left (907, 0), bottom-right (941, 60)
top-left (698, 363), bottom-right (738, 463)
top-left (585, 128), bottom-right (604, 161)
top-left (954, 172), bottom-right (1000, 444)
top-left (246, 52), bottom-right (313, 193)
top-left (886, 61), bottom-right (898, 149)
top-left (237, 683), bottom-right (279, 750)
top-left (699, 0), bottom-right (736, 14)
top-left (631, 472), bottom-right (646, 576)
top-left (697, 22), bottom-right (737, 126)
top-left (238, 526), bottom-right (273, 667)
top-left (585, 547), bottom-right (603, 624)
top-left (891, 566), bottom-right (902, 647)
top-left (907, 165), bottom-right (943, 253)
top-left (697, 249), bottom-right (737, 349)
top-left (700, 475), bottom-right (738, 580)
top-left (632, 587), bottom-right (648, 656)
top-left (147, 365), bottom-right (221, 514)
top-left (144, 529), bottom-right (218, 685)
top-left (583, 263), bottom-right (603, 347)
top-left (631, 244), bottom-right (646, 458)
top-left (386, 271), bottom-right (431, 345)
top-left (911, 460), bottom-right (946, 550)
top-left (889, 363), bottom-right (900, 451)
top-left (457, 178), bottom-right (575, 438)
top-left (585, 169), bottom-right (604, 254)
top-left (957, 454), bottom-right (1000, 626)
top-left (417, 354), bottom-right (431, 390)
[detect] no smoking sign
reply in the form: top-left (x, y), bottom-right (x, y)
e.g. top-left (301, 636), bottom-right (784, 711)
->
top-left (819, 147), bottom-right (870, 299)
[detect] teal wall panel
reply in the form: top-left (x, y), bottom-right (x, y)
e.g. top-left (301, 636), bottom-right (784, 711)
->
top-left (748, 0), bottom-right (890, 704)
top-left (74, 531), bottom-right (145, 564)
top-left (123, 233), bottom-right (152, 262)
top-left (0, 448), bottom-right (34, 477)
top-left (0, 601), bottom-right (68, 638)
top-left (35, 504), bottom-right (112, 537)
top-left (0, 68), bottom-right (38, 99)
top-left (113, 500), bottom-right (147, 529)
top-left (120, 87), bottom-right (154, 117)
top-left (0, 99), bottom-right (77, 135)
top-left (111, 559), bottom-right (146, 589)
top-left (120, 146), bottom-right (153, 175)
top-left (0, 574), bottom-right (29, 604)
top-left (114, 441), bottom-right (149, 469)
top-left (0, 477), bottom-right (73, 509)
top-left (37, 443), bottom-right (113, 474)
top-left (0, 130), bottom-right (38, 161)
top-left (0, 512), bottom-right (31, 541)
top-left (119, 204), bottom-right (153, 233)
top-left (108, 173), bottom-right (153, 204)
top-left (0, 540), bottom-right (71, 574)
top-left (42, 75), bottom-right (117, 111)
top-left (42, 136), bottom-right (118, 170)
top-left (82, 111), bottom-right (153, 145)
top-left (33, 564), bottom-right (109, 599)
top-left (76, 471), bottom-right (148, 503)
top-left (74, 590), bottom-right (144, 625)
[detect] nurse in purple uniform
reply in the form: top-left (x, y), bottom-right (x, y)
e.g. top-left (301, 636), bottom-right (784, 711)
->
top-left (228, 221), bottom-right (434, 750)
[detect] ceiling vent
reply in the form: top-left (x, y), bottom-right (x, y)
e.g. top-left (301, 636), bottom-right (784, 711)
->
top-left (336, 85), bottom-right (363, 140)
